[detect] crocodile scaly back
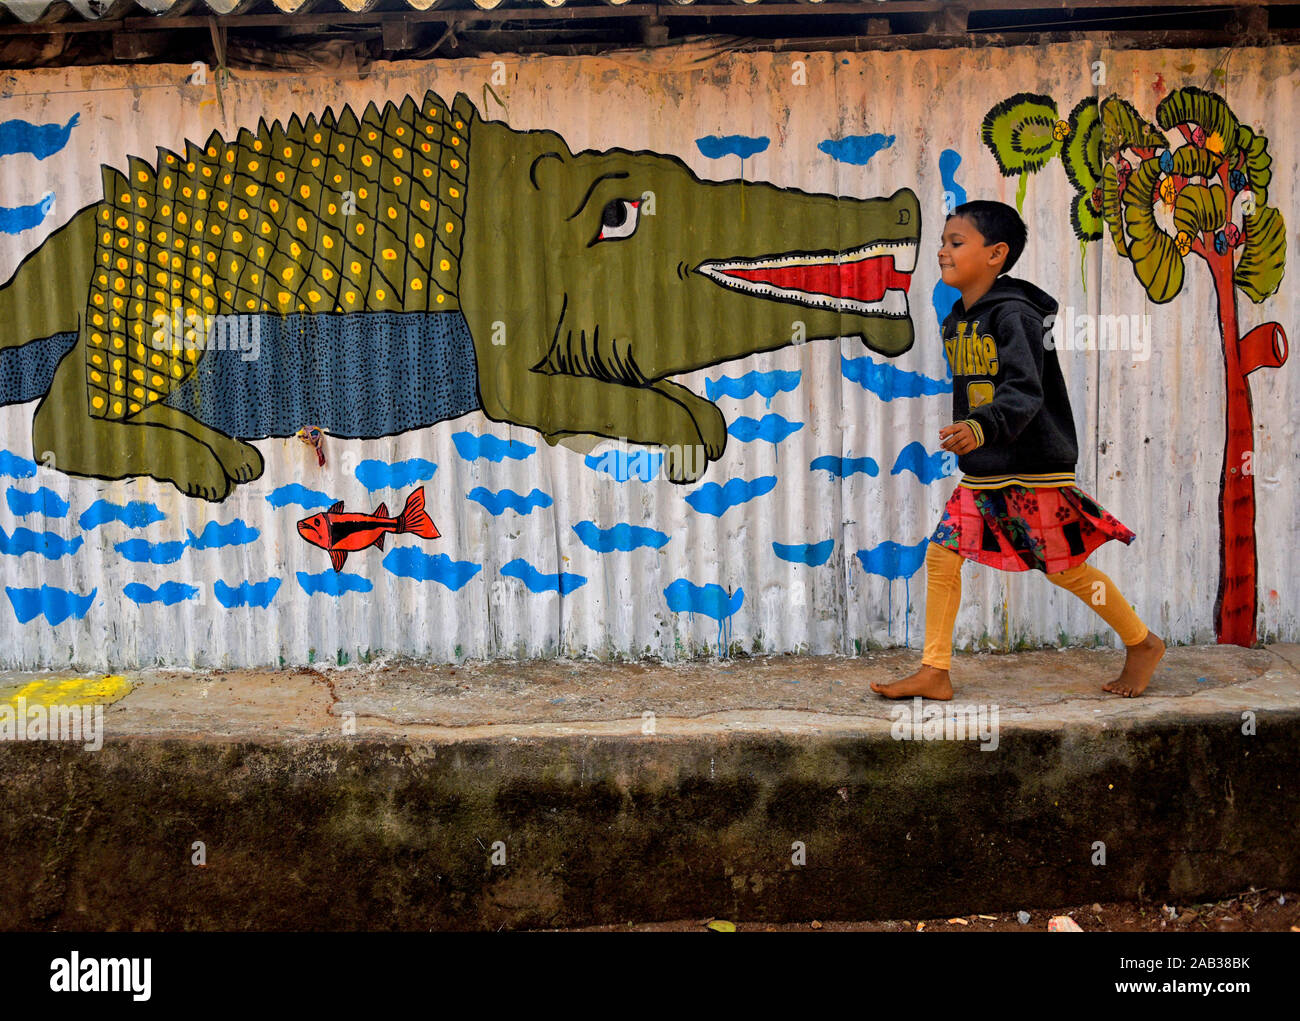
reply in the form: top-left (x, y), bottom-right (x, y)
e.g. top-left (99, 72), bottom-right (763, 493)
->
top-left (85, 90), bottom-right (471, 420)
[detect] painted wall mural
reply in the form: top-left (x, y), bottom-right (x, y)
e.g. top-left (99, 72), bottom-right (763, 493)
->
top-left (0, 45), bottom-right (1294, 667)
top-left (0, 89), bottom-right (919, 500)
top-left (981, 86), bottom-right (1289, 646)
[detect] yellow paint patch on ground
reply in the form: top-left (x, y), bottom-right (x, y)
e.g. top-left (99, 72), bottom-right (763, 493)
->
top-left (0, 675), bottom-right (132, 708)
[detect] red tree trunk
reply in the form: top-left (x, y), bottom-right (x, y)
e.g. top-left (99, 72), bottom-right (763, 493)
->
top-left (1210, 258), bottom-right (1258, 646)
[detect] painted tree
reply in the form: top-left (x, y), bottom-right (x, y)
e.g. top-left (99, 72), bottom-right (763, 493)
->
top-left (1099, 87), bottom-right (1287, 645)
top-left (981, 94), bottom-right (1103, 241)
top-left (982, 86), bottom-right (1288, 646)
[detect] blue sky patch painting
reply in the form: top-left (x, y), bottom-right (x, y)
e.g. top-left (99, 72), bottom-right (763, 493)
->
top-left (123, 581), bottom-right (199, 606)
top-left (186, 519), bottom-right (260, 550)
top-left (810, 455), bottom-right (879, 479)
top-left (79, 499), bottom-right (166, 530)
top-left (383, 547), bottom-right (482, 591)
top-left (501, 558), bottom-right (588, 595)
top-left (214, 578), bottom-right (282, 609)
top-left (114, 538), bottom-right (186, 565)
top-left (0, 193), bottom-right (56, 235)
top-left (818, 133), bottom-right (896, 166)
top-left (0, 449), bottom-right (36, 480)
top-left (572, 521), bottom-right (670, 553)
top-left (6, 486), bottom-right (69, 518)
top-left (772, 539), bottom-right (835, 567)
top-left (585, 447), bottom-right (663, 483)
top-left (0, 114), bottom-right (78, 159)
top-left (355, 457), bottom-right (436, 492)
top-left (841, 354), bottom-right (952, 400)
top-left (684, 476), bottom-right (777, 517)
top-left (695, 135), bottom-right (770, 160)
top-left (5, 584), bottom-right (95, 625)
top-left (265, 484), bottom-right (335, 510)
top-left (296, 570), bottom-right (374, 597)
top-left (0, 526), bottom-right (82, 560)
top-left (705, 369), bottom-right (801, 408)
top-left (452, 431), bottom-right (536, 463)
top-left (932, 148), bottom-right (967, 327)
top-left (728, 414), bottom-right (803, 445)
top-left (467, 486), bottom-right (552, 516)
top-left (891, 442), bottom-right (952, 485)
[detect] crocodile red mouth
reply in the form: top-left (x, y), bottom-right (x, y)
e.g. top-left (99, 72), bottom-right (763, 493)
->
top-left (696, 240), bottom-right (917, 317)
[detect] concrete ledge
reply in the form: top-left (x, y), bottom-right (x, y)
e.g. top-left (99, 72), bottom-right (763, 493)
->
top-left (1, 645), bottom-right (1298, 929)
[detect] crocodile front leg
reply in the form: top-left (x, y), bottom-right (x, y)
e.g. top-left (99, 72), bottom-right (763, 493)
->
top-left (480, 366), bottom-right (717, 483)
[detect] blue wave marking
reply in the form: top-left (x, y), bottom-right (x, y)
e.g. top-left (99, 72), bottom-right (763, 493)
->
top-left (890, 442), bottom-right (952, 485)
top-left (664, 578), bottom-right (744, 657)
top-left (855, 538), bottom-right (930, 645)
top-left (6, 485), bottom-right (69, 518)
top-left (933, 148), bottom-right (967, 328)
top-left (772, 539), bottom-right (835, 567)
top-left (0, 526), bottom-right (82, 559)
top-left (572, 520), bottom-right (670, 553)
top-left (214, 578), bottom-right (281, 609)
top-left (0, 449), bottom-right (36, 479)
top-left (841, 354), bottom-right (952, 400)
top-left (705, 369), bottom-right (801, 408)
top-left (501, 558), bottom-right (588, 595)
top-left (5, 584), bottom-right (95, 625)
top-left (265, 483), bottom-right (335, 511)
top-left (818, 133), bottom-right (896, 166)
top-left (0, 114), bottom-right (78, 159)
top-left (728, 414), bottom-right (803, 445)
top-left (355, 457), bottom-right (436, 492)
top-left (186, 519), bottom-right (260, 550)
top-left (452, 431), bottom-right (535, 463)
top-left (296, 570), bottom-right (374, 597)
top-left (0, 193), bottom-right (56, 235)
top-left (467, 486), bottom-right (552, 516)
top-left (123, 581), bottom-right (199, 606)
top-left (585, 447), bottom-right (663, 483)
top-left (695, 135), bottom-right (770, 160)
top-left (810, 454), bottom-right (879, 479)
top-left (78, 498), bottom-right (166, 530)
top-left (114, 538), bottom-right (186, 565)
top-left (684, 475), bottom-right (777, 517)
top-left (383, 547), bottom-right (481, 591)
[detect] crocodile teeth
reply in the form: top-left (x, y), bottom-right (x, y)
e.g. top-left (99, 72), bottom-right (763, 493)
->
top-left (696, 239), bottom-right (916, 317)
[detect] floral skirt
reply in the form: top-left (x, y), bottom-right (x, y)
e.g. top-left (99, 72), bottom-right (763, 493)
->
top-left (929, 484), bottom-right (1136, 574)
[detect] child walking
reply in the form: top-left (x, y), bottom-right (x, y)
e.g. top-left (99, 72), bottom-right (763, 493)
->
top-left (871, 200), bottom-right (1165, 701)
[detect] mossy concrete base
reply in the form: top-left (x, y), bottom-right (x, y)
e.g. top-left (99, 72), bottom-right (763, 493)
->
top-left (1, 645), bottom-right (1297, 929)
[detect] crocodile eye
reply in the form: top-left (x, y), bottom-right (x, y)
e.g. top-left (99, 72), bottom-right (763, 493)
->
top-left (594, 199), bottom-right (640, 243)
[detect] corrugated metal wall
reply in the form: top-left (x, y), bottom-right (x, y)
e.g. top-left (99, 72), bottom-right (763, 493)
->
top-left (0, 42), bottom-right (1295, 669)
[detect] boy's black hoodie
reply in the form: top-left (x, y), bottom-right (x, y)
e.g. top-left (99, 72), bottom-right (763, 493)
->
top-left (941, 274), bottom-right (1078, 485)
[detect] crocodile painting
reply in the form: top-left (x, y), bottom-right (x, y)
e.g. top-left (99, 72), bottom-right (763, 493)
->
top-left (0, 90), bottom-right (920, 501)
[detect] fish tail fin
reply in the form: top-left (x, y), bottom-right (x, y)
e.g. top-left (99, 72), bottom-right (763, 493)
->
top-left (398, 486), bottom-right (439, 540)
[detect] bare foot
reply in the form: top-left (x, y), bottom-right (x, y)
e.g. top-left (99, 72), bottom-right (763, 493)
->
top-left (870, 665), bottom-right (953, 701)
top-left (1102, 632), bottom-right (1166, 697)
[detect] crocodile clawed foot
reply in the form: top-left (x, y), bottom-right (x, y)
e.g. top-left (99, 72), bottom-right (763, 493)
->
top-left (221, 440), bottom-right (264, 484)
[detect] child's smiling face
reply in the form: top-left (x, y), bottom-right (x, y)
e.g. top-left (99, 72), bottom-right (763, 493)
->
top-left (938, 214), bottom-right (1006, 292)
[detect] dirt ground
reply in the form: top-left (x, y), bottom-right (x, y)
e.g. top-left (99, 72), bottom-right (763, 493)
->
top-left (548, 888), bottom-right (1300, 931)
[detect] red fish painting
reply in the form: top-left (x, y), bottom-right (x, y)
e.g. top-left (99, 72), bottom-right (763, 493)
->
top-left (297, 486), bottom-right (439, 572)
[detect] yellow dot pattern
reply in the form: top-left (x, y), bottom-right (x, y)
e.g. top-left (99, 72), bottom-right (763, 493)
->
top-left (85, 91), bottom-right (469, 420)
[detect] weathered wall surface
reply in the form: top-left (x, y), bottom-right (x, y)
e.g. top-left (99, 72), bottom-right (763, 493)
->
top-left (0, 42), bottom-right (1294, 668)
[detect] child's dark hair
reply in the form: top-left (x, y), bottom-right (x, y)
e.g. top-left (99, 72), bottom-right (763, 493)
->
top-left (947, 200), bottom-right (1028, 274)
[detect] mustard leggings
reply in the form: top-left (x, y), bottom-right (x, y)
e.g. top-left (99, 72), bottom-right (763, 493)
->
top-left (921, 542), bottom-right (1149, 670)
